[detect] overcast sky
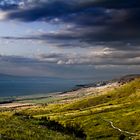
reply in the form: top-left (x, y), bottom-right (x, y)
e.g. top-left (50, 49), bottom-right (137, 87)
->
top-left (0, 0), bottom-right (139, 80)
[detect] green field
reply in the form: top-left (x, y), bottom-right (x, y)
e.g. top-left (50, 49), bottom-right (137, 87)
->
top-left (0, 78), bottom-right (140, 140)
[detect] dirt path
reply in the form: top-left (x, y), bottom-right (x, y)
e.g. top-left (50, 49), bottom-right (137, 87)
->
top-left (102, 118), bottom-right (139, 136)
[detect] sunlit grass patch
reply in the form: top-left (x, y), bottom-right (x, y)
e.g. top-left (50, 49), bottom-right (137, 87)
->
top-left (0, 78), bottom-right (140, 139)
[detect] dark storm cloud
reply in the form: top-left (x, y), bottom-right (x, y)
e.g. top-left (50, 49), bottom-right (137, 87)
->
top-left (6, 0), bottom-right (84, 22)
top-left (1, 0), bottom-right (139, 49)
top-left (89, 0), bottom-right (140, 9)
top-left (0, 0), bottom-right (140, 51)
top-left (0, 4), bottom-right (18, 10)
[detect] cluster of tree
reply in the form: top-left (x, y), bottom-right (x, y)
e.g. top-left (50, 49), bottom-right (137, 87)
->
top-left (39, 117), bottom-right (86, 139)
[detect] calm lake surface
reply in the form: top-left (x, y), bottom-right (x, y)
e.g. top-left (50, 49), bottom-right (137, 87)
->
top-left (0, 76), bottom-right (92, 97)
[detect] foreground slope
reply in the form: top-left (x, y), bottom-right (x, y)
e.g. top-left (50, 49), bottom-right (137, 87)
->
top-left (0, 77), bottom-right (140, 140)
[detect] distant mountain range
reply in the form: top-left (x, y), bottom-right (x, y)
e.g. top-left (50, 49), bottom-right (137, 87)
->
top-left (0, 73), bottom-right (65, 80)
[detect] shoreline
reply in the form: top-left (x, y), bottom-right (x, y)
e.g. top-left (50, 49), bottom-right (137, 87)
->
top-left (0, 82), bottom-right (119, 108)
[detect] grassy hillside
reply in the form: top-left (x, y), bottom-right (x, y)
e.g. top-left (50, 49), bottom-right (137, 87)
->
top-left (0, 78), bottom-right (140, 140)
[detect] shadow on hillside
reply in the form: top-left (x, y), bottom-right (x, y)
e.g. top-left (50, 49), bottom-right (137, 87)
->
top-left (38, 116), bottom-right (87, 139)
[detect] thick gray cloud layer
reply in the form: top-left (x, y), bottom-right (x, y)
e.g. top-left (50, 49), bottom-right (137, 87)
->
top-left (0, 0), bottom-right (139, 78)
top-left (37, 50), bottom-right (140, 65)
top-left (0, 0), bottom-right (139, 48)
top-left (0, 54), bottom-right (139, 80)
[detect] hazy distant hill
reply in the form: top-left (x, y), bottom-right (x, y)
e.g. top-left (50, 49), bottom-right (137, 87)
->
top-left (117, 74), bottom-right (140, 83)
